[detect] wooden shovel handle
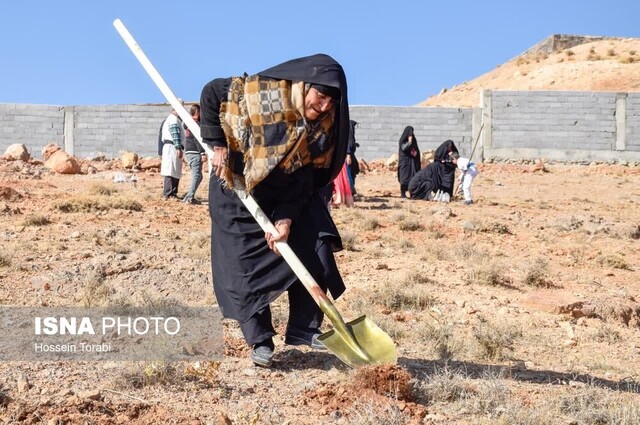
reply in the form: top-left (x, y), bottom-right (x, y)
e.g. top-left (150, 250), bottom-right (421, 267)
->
top-left (114, 17), bottom-right (335, 314)
top-left (238, 193), bottom-right (332, 308)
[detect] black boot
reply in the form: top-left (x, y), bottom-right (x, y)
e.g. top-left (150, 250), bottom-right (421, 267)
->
top-left (251, 337), bottom-right (275, 367)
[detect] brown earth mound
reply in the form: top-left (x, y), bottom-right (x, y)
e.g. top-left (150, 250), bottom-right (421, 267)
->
top-left (421, 36), bottom-right (640, 107)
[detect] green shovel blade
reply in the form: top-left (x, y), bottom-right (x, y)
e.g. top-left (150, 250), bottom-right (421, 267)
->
top-left (317, 315), bottom-right (397, 367)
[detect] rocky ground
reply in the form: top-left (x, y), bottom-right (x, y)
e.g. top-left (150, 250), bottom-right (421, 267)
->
top-left (0, 156), bottom-right (639, 424)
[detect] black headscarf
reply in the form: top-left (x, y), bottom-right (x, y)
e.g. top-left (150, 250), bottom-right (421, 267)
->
top-left (434, 139), bottom-right (459, 162)
top-left (397, 125), bottom-right (421, 185)
top-left (398, 126), bottom-right (415, 148)
top-left (348, 120), bottom-right (358, 152)
top-left (434, 139), bottom-right (459, 195)
top-left (257, 54), bottom-right (350, 188)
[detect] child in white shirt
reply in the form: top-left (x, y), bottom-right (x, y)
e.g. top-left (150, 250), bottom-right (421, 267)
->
top-left (452, 154), bottom-right (478, 205)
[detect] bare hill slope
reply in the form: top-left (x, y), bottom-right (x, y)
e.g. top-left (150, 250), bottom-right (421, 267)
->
top-left (420, 35), bottom-right (640, 107)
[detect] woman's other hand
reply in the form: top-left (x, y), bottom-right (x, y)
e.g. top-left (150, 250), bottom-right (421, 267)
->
top-left (211, 146), bottom-right (228, 178)
top-left (265, 219), bottom-right (292, 255)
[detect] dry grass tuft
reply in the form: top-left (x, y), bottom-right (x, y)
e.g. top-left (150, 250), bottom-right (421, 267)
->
top-left (397, 239), bottom-right (414, 249)
top-left (22, 214), bottom-right (51, 226)
top-left (116, 361), bottom-right (182, 388)
top-left (593, 324), bottom-right (621, 344)
top-left (472, 319), bottom-right (521, 361)
top-left (415, 367), bottom-right (510, 417)
top-left (378, 273), bottom-right (436, 311)
top-left (54, 195), bottom-right (142, 212)
top-left (380, 286), bottom-right (436, 311)
top-left (477, 221), bottom-right (512, 235)
top-left (402, 270), bottom-right (432, 286)
top-left (424, 222), bottom-right (445, 239)
top-left (521, 257), bottom-right (550, 287)
top-left (417, 321), bottom-right (459, 360)
top-left (341, 231), bottom-right (357, 251)
top-left (344, 397), bottom-right (409, 425)
top-left (88, 184), bottom-right (118, 196)
top-left (414, 366), bottom-right (472, 403)
top-left (465, 259), bottom-right (509, 287)
top-left (182, 231), bottom-right (211, 259)
top-left (398, 220), bottom-right (423, 231)
top-left (81, 266), bottom-right (112, 307)
top-left (597, 253), bottom-right (631, 270)
top-left (362, 218), bottom-right (381, 230)
top-left (184, 361), bottom-right (221, 386)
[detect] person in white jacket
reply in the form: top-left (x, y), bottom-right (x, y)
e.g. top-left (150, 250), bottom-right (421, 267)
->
top-left (452, 153), bottom-right (479, 205)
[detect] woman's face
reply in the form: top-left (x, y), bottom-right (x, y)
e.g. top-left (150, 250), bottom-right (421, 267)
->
top-left (304, 87), bottom-right (334, 121)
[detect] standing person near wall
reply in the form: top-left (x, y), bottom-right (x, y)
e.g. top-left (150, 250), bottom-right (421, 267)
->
top-left (345, 120), bottom-right (360, 196)
top-left (160, 100), bottom-right (185, 200)
top-left (397, 125), bottom-right (420, 198)
top-left (199, 53), bottom-right (349, 368)
top-left (182, 104), bottom-right (206, 205)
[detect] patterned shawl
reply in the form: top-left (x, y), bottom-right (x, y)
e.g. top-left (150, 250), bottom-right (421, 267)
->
top-left (218, 75), bottom-right (335, 192)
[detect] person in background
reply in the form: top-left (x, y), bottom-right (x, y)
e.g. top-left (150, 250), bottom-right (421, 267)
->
top-left (397, 125), bottom-right (420, 198)
top-left (452, 152), bottom-right (479, 205)
top-left (182, 104), bottom-right (206, 205)
top-left (408, 139), bottom-right (459, 202)
top-left (200, 54), bottom-right (349, 368)
top-left (345, 119), bottom-right (360, 196)
top-left (160, 100), bottom-right (185, 200)
top-left (331, 162), bottom-right (354, 208)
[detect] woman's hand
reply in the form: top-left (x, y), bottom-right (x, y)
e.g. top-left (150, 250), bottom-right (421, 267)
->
top-left (265, 219), bottom-right (292, 255)
top-left (211, 146), bottom-right (228, 178)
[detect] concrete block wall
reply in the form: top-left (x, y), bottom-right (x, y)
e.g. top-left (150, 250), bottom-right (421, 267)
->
top-left (482, 90), bottom-right (640, 162)
top-left (2, 90), bottom-right (640, 163)
top-left (625, 93), bottom-right (640, 151)
top-left (0, 104), bottom-right (64, 157)
top-left (491, 91), bottom-right (617, 150)
top-left (71, 105), bottom-right (169, 158)
top-left (350, 106), bottom-right (475, 161)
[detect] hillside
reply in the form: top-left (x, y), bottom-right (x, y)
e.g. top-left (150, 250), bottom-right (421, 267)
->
top-left (420, 35), bottom-right (640, 107)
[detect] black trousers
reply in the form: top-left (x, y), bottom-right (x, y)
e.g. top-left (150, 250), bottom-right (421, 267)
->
top-left (238, 280), bottom-right (324, 346)
top-left (163, 176), bottom-right (180, 198)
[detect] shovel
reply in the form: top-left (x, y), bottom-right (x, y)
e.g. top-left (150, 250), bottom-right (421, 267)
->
top-left (113, 19), bottom-right (397, 367)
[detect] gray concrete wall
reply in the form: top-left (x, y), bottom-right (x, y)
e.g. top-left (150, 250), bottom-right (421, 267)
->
top-left (481, 90), bottom-right (640, 162)
top-left (2, 90), bottom-right (640, 163)
top-left (0, 104), bottom-right (64, 155)
top-left (71, 105), bottom-right (168, 158)
top-left (491, 91), bottom-right (617, 150)
top-left (625, 93), bottom-right (640, 152)
top-left (349, 106), bottom-right (475, 161)
top-left (350, 106), bottom-right (474, 160)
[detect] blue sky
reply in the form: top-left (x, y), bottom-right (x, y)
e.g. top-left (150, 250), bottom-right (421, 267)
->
top-left (1, 1), bottom-right (638, 107)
